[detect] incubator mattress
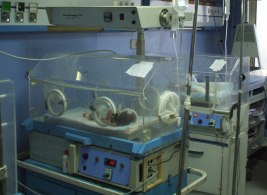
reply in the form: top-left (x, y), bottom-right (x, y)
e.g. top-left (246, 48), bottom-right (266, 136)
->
top-left (44, 107), bottom-right (159, 140)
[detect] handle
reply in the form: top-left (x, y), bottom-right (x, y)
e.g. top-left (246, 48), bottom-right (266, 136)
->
top-left (181, 167), bottom-right (207, 195)
top-left (65, 132), bottom-right (92, 145)
top-left (188, 150), bottom-right (204, 155)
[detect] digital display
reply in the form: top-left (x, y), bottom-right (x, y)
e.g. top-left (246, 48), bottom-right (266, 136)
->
top-left (104, 158), bottom-right (117, 167)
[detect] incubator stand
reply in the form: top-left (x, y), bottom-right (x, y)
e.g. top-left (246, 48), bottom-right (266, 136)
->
top-left (188, 56), bottom-right (250, 195)
top-left (19, 53), bottom-right (192, 194)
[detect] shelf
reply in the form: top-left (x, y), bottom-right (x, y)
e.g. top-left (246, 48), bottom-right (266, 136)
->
top-left (17, 159), bottom-right (125, 195)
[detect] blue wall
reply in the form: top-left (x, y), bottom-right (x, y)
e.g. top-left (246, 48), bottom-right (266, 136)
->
top-left (0, 32), bottom-right (97, 151)
top-left (0, 29), bottom-right (223, 152)
top-left (96, 30), bottom-right (222, 55)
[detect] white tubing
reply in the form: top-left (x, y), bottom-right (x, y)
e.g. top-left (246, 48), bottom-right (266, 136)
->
top-left (158, 91), bottom-right (181, 125)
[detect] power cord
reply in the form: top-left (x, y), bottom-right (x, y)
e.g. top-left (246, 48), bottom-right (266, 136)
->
top-left (9, 175), bottom-right (42, 195)
top-left (224, 15), bottom-right (229, 79)
top-left (17, 181), bottom-right (42, 195)
top-left (212, 12), bottom-right (224, 54)
top-left (153, 147), bottom-right (181, 166)
top-left (0, 50), bottom-right (116, 61)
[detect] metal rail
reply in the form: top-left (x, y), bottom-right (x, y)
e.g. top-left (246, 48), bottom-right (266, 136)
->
top-left (17, 160), bottom-right (125, 195)
top-left (181, 167), bottom-right (207, 195)
top-left (0, 101), bottom-right (7, 195)
top-left (232, 0), bottom-right (245, 194)
top-left (177, 0), bottom-right (199, 195)
top-left (18, 159), bottom-right (207, 195)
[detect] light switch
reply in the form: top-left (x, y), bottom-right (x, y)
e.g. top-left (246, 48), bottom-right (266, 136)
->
top-left (1, 1), bottom-right (11, 23)
top-left (29, 3), bottom-right (38, 23)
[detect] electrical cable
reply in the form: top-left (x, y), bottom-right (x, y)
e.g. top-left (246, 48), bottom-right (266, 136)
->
top-left (179, 20), bottom-right (183, 62)
top-left (0, 50), bottom-right (117, 61)
top-left (173, 19), bottom-right (184, 94)
top-left (173, 32), bottom-right (180, 88)
top-left (153, 147), bottom-right (181, 166)
top-left (138, 85), bottom-right (160, 111)
top-left (212, 12), bottom-right (224, 54)
top-left (225, 16), bottom-right (229, 79)
top-left (9, 174), bottom-right (42, 195)
top-left (138, 65), bottom-right (161, 112)
top-left (147, 28), bottom-right (163, 53)
top-left (17, 180), bottom-right (42, 195)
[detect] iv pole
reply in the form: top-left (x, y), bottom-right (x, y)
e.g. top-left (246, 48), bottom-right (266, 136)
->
top-left (177, 0), bottom-right (199, 194)
top-left (232, 0), bottom-right (245, 194)
top-left (0, 101), bottom-right (7, 195)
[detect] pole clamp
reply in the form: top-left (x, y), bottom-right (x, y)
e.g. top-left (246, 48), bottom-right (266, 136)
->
top-left (0, 165), bottom-right (7, 181)
top-left (184, 95), bottom-right (191, 111)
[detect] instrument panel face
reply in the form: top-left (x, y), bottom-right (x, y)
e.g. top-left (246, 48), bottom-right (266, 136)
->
top-left (50, 7), bottom-right (141, 31)
top-left (0, 0), bottom-right (132, 28)
top-left (190, 112), bottom-right (222, 129)
top-left (78, 146), bottom-right (131, 186)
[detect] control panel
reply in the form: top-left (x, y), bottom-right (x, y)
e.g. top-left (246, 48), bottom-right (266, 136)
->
top-left (0, 0), bottom-right (131, 29)
top-left (49, 6), bottom-right (169, 31)
top-left (78, 146), bottom-right (131, 186)
top-left (190, 112), bottom-right (222, 129)
top-left (0, 1), bottom-right (49, 25)
top-left (0, 0), bottom-right (224, 32)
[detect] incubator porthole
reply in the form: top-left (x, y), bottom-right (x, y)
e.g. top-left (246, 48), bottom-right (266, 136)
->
top-left (45, 89), bottom-right (67, 116)
top-left (138, 86), bottom-right (159, 111)
top-left (93, 96), bottom-right (117, 127)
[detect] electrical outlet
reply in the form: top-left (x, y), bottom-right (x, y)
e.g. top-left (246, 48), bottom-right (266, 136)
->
top-left (130, 39), bottom-right (137, 49)
top-left (145, 154), bottom-right (162, 188)
top-left (147, 158), bottom-right (158, 179)
top-left (1, 1), bottom-right (11, 23)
